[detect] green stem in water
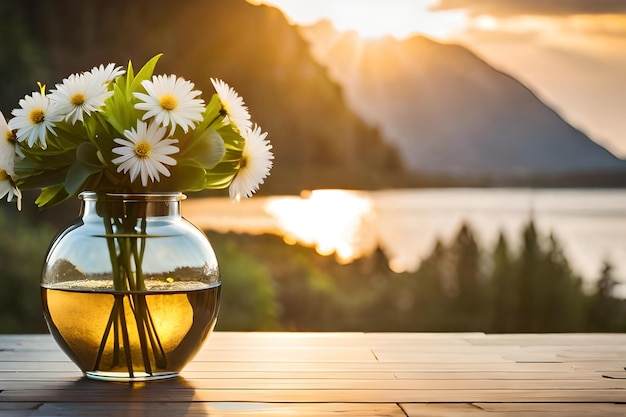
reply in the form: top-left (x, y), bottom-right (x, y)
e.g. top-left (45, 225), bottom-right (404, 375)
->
top-left (103, 213), bottom-right (124, 291)
top-left (93, 297), bottom-right (118, 371)
top-left (117, 294), bottom-right (134, 379)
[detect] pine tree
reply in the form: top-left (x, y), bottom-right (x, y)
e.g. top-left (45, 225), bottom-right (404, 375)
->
top-left (587, 261), bottom-right (625, 332)
top-left (489, 233), bottom-right (516, 333)
top-left (514, 220), bottom-right (541, 332)
top-left (410, 239), bottom-right (451, 331)
top-left (446, 223), bottom-right (486, 330)
top-left (536, 233), bottom-right (585, 332)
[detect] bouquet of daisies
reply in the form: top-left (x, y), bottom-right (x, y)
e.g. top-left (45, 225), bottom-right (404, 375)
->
top-left (0, 53), bottom-right (273, 209)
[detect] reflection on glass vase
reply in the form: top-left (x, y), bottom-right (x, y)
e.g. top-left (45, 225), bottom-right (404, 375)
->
top-left (41, 192), bottom-right (221, 382)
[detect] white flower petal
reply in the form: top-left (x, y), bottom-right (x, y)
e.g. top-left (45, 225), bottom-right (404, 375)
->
top-left (90, 63), bottom-right (125, 84)
top-left (210, 78), bottom-right (252, 134)
top-left (228, 124), bottom-right (273, 201)
top-left (0, 112), bottom-right (18, 172)
top-left (48, 72), bottom-right (112, 125)
top-left (133, 74), bottom-right (205, 135)
top-left (8, 92), bottom-right (62, 149)
top-left (112, 120), bottom-right (180, 186)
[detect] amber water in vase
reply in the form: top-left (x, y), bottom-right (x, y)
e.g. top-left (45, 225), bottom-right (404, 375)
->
top-left (42, 280), bottom-right (220, 381)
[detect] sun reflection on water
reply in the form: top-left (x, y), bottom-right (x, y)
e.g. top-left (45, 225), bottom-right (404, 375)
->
top-left (264, 190), bottom-right (377, 263)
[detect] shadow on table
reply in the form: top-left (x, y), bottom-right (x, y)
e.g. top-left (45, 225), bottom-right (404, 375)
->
top-left (31, 376), bottom-right (201, 416)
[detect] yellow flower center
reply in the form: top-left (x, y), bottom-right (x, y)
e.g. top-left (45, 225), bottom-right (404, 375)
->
top-left (4, 129), bottom-right (16, 145)
top-left (71, 93), bottom-right (86, 106)
top-left (29, 108), bottom-right (45, 124)
top-left (135, 141), bottom-right (151, 158)
top-left (159, 94), bottom-right (178, 111)
top-left (0, 170), bottom-right (8, 181)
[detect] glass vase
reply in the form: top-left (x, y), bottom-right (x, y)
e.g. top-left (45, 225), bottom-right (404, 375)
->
top-left (41, 192), bottom-right (221, 382)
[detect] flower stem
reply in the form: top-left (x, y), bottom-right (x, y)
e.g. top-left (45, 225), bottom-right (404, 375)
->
top-left (93, 296), bottom-right (118, 370)
top-left (95, 198), bottom-right (167, 378)
top-left (117, 294), bottom-right (134, 379)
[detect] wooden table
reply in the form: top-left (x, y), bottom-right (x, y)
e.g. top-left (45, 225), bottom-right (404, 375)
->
top-left (1, 332), bottom-right (625, 416)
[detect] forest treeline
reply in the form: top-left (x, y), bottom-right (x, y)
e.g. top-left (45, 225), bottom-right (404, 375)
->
top-left (212, 221), bottom-right (626, 333)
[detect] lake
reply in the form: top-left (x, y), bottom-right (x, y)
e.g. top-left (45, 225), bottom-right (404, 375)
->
top-left (183, 188), bottom-right (626, 295)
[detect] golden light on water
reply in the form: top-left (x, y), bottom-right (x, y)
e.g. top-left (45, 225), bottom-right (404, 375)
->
top-left (264, 190), bottom-right (376, 263)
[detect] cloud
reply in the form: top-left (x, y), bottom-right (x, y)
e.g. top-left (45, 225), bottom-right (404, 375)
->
top-left (433, 0), bottom-right (626, 17)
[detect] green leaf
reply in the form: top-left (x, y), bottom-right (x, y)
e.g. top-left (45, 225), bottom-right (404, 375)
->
top-left (204, 166), bottom-right (237, 189)
top-left (180, 129), bottom-right (225, 169)
top-left (123, 59), bottom-right (134, 91)
top-left (129, 53), bottom-right (162, 93)
top-left (14, 163), bottom-right (68, 189)
top-left (64, 158), bottom-right (101, 196)
top-left (217, 124), bottom-right (245, 151)
top-left (154, 165), bottom-right (208, 191)
top-left (196, 94), bottom-right (223, 131)
top-left (35, 184), bottom-right (69, 208)
top-left (76, 142), bottom-right (104, 168)
top-left (104, 82), bottom-right (135, 135)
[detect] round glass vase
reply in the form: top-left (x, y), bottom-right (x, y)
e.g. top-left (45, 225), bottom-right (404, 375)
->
top-left (41, 192), bottom-right (221, 382)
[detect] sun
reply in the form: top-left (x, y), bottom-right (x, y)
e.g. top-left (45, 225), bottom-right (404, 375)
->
top-left (249, 0), bottom-right (469, 40)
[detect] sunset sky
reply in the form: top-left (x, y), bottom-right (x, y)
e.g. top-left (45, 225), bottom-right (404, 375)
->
top-left (251, 0), bottom-right (626, 157)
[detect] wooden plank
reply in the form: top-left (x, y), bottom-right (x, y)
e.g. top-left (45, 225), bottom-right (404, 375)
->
top-left (203, 332), bottom-right (486, 350)
top-left (471, 403), bottom-right (626, 416)
top-left (33, 402), bottom-right (406, 416)
top-left (0, 370), bottom-right (402, 381)
top-left (2, 377), bottom-right (624, 391)
top-left (394, 371), bottom-right (602, 380)
top-left (183, 361), bottom-right (578, 372)
top-left (464, 333), bottom-right (626, 346)
top-left (2, 387), bottom-right (626, 403)
top-left (477, 402), bottom-right (626, 413)
top-left (402, 403), bottom-right (494, 416)
top-left (0, 359), bottom-right (580, 373)
top-left (571, 362), bottom-right (626, 372)
top-left (0, 402), bottom-right (40, 410)
top-left (403, 402), bottom-right (626, 417)
top-left (193, 348), bottom-right (378, 362)
top-left (0, 363), bottom-right (80, 372)
top-left (372, 351), bottom-right (511, 363)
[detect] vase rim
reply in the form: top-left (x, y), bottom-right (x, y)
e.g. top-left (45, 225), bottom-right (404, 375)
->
top-left (79, 191), bottom-right (187, 202)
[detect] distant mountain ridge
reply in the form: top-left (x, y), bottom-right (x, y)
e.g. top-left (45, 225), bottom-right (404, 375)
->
top-left (300, 21), bottom-right (626, 177)
top-left (6, 0), bottom-right (626, 193)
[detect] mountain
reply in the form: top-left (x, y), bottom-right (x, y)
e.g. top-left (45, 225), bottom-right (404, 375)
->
top-left (300, 21), bottom-right (626, 178)
top-left (4, 0), bottom-right (408, 195)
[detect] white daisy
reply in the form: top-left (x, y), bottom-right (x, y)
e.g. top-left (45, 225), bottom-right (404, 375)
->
top-left (0, 112), bottom-right (21, 209)
top-left (0, 111), bottom-right (20, 167)
top-left (112, 120), bottom-right (180, 187)
top-left (0, 172), bottom-right (21, 209)
top-left (210, 78), bottom-right (252, 134)
top-left (48, 72), bottom-right (113, 124)
top-left (89, 63), bottom-right (125, 84)
top-left (8, 91), bottom-right (63, 149)
top-left (229, 124), bottom-right (273, 201)
top-left (133, 74), bottom-right (205, 135)
top-left (0, 169), bottom-right (21, 210)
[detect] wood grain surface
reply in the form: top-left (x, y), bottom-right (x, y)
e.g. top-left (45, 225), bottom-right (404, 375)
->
top-left (0, 332), bottom-right (625, 416)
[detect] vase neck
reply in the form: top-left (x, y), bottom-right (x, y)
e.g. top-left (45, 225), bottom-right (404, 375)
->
top-left (79, 192), bottom-right (186, 218)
